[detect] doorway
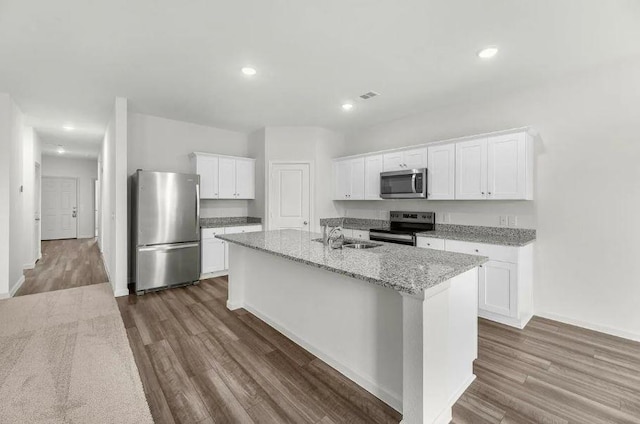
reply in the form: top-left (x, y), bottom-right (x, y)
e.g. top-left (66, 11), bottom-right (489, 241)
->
top-left (34, 162), bottom-right (41, 260)
top-left (41, 177), bottom-right (78, 240)
top-left (268, 162), bottom-right (313, 230)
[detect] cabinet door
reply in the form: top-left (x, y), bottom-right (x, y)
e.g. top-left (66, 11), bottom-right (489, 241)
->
top-left (487, 133), bottom-right (526, 200)
top-left (427, 144), bottom-right (455, 200)
top-left (382, 152), bottom-right (404, 171)
top-left (235, 158), bottom-right (255, 199)
top-left (218, 157), bottom-right (236, 199)
top-left (416, 237), bottom-right (445, 250)
top-left (455, 139), bottom-right (487, 200)
top-left (334, 160), bottom-right (351, 200)
top-left (197, 156), bottom-right (219, 199)
top-left (201, 238), bottom-right (225, 273)
top-left (479, 260), bottom-right (517, 317)
top-left (403, 147), bottom-right (428, 170)
top-left (364, 155), bottom-right (383, 200)
top-left (349, 157), bottom-right (365, 200)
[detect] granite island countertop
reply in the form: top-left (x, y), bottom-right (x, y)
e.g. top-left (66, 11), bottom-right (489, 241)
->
top-left (217, 229), bottom-right (488, 295)
top-left (416, 224), bottom-right (536, 247)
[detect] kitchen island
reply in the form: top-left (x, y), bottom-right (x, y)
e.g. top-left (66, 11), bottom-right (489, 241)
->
top-left (217, 229), bottom-right (488, 424)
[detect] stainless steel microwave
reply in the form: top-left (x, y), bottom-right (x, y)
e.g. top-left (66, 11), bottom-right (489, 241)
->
top-left (380, 168), bottom-right (427, 199)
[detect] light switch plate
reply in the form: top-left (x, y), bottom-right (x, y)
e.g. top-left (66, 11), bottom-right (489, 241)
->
top-left (499, 216), bottom-right (507, 226)
top-left (508, 216), bottom-right (518, 227)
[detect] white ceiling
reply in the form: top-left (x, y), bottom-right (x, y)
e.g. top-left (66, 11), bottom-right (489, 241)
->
top-left (1, 0), bottom-right (639, 149)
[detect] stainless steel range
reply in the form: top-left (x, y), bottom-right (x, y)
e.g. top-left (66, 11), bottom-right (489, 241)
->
top-left (369, 211), bottom-right (435, 246)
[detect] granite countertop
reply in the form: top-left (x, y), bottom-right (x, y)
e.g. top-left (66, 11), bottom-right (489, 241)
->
top-left (217, 229), bottom-right (487, 295)
top-left (200, 217), bottom-right (262, 229)
top-left (416, 224), bottom-right (536, 247)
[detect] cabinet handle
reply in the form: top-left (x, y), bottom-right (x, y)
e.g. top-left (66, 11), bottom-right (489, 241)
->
top-left (475, 249), bottom-right (479, 252)
top-left (481, 192), bottom-right (485, 195)
top-left (488, 192), bottom-right (492, 195)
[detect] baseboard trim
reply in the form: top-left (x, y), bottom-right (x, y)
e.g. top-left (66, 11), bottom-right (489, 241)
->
top-left (535, 311), bottom-right (640, 342)
top-left (23, 261), bottom-right (36, 270)
top-left (200, 270), bottom-right (229, 279)
top-left (479, 311), bottom-right (533, 330)
top-left (242, 302), bottom-right (403, 412)
top-left (114, 288), bottom-right (130, 297)
top-left (10, 275), bottom-right (26, 297)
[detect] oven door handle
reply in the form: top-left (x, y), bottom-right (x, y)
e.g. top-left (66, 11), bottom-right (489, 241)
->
top-left (411, 174), bottom-right (417, 194)
top-left (369, 231), bottom-right (414, 242)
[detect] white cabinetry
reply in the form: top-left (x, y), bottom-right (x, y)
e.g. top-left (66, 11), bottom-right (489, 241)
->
top-left (383, 147), bottom-right (427, 171)
top-left (364, 155), bottom-right (383, 200)
top-left (190, 153), bottom-right (255, 200)
top-left (201, 224), bottom-right (262, 277)
top-left (455, 138), bottom-right (488, 200)
top-left (455, 132), bottom-right (532, 200)
top-left (427, 144), bottom-right (455, 200)
top-left (343, 229), bottom-right (370, 240)
top-left (331, 128), bottom-right (533, 202)
top-left (443, 239), bottom-right (533, 328)
top-left (334, 158), bottom-right (365, 200)
top-left (415, 237), bottom-right (445, 250)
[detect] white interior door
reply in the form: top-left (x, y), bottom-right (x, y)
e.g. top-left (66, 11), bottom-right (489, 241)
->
top-left (42, 177), bottom-right (77, 240)
top-left (94, 179), bottom-right (99, 237)
top-left (34, 163), bottom-right (41, 259)
top-left (270, 163), bottom-right (311, 231)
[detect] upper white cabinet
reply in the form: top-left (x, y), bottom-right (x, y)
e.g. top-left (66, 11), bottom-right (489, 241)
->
top-left (427, 144), bottom-right (455, 200)
top-left (455, 138), bottom-right (488, 200)
top-left (191, 155), bottom-right (219, 198)
top-left (234, 158), bottom-right (256, 199)
top-left (334, 157), bottom-right (365, 200)
top-left (383, 147), bottom-right (427, 172)
top-left (487, 132), bottom-right (531, 200)
top-left (455, 132), bottom-right (532, 200)
top-left (332, 128), bottom-right (533, 202)
top-left (364, 155), bottom-right (383, 200)
top-left (190, 153), bottom-right (255, 200)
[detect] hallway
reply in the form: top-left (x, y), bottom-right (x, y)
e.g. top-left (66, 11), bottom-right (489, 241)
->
top-left (16, 238), bottom-right (109, 296)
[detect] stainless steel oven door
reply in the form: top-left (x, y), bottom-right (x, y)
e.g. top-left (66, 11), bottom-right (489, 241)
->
top-left (369, 231), bottom-right (416, 246)
top-left (380, 168), bottom-right (427, 199)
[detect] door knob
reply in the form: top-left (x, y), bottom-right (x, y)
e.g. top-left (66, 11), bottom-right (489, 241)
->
top-left (303, 221), bottom-right (308, 225)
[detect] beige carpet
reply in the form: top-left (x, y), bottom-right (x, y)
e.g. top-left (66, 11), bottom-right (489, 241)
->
top-left (0, 283), bottom-right (153, 423)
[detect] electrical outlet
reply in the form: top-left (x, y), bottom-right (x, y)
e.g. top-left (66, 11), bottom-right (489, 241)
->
top-left (499, 216), bottom-right (507, 226)
top-left (508, 216), bottom-right (518, 227)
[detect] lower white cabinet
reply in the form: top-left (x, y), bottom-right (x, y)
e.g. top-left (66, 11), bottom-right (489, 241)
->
top-left (201, 224), bottom-right (262, 276)
top-left (343, 229), bottom-right (370, 240)
top-left (417, 237), bottom-right (533, 328)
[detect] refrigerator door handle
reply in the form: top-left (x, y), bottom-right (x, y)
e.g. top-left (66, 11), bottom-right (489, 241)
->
top-left (196, 183), bottom-right (200, 218)
top-left (138, 242), bottom-right (200, 252)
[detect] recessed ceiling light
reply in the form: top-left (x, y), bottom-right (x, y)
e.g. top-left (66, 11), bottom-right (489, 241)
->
top-left (63, 124), bottom-right (74, 131)
top-left (478, 46), bottom-right (498, 59)
top-left (341, 103), bottom-right (354, 111)
top-left (241, 67), bottom-right (257, 76)
top-left (56, 145), bottom-right (65, 154)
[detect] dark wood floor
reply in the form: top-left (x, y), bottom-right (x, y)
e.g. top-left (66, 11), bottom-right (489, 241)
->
top-left (118, 277), bottom-right (640, 424)
top-left (16, 238), bottom-right (108, 296)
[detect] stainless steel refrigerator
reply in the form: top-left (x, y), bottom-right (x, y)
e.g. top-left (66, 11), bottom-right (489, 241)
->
top-left (131, 170), bottom-right (200, 294)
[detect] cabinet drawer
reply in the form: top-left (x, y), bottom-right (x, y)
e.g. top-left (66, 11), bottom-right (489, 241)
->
top-left (224, 225), bottom-right (263, 234)
top-left (351, 230), bottom-right (370, 241)
top-left (445, 240), bottom-right (518, 263)
top-left (201, 227), bottom-right (225, 239)
top-left (416, 237), bottom-right (445, 250)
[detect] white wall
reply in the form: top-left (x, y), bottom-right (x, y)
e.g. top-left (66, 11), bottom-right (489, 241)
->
top-left (0, 93), bottom-right (13, 297)
top-left (127, 112), bottom-right (250, 218)
top-left (41, 155), bottom-right (98, 239)
top-left (252, 127), bottom-right (343, 232)
top-left (341, 58), bottom-right (640, 340)
top-left (100, 97), bottom-right (128, 296)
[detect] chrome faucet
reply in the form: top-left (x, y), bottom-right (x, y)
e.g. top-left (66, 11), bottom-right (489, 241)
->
top-left (322, 225), bottom-right (344, 249)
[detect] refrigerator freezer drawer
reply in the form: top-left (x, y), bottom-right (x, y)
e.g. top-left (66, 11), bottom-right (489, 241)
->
top-left (136, 242), bottom-right (200, 292)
